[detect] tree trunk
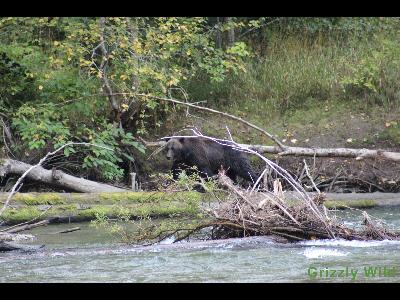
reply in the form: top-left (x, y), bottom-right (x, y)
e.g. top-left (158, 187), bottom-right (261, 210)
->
top-left (246, 144), bottom-right (400, 161)
top-left (0, 159), bottom-right (127, 193)
top-left (216, 17), bottom-right (222, 48)
top-left (224, 17), bottom-right (235, 47)
top-left (125, 17), bottom-right (139, 91)
top-left (121, 17), bottom-right (141, 129)
top-left (98, 17), bottom-right (120, 123)
top-left (5, 220), bottom-right (49, 234)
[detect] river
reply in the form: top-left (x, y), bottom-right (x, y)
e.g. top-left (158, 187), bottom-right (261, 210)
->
top-left (1, 206), bottom-right (400, 282)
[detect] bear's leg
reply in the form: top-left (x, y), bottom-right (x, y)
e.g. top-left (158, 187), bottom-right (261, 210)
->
top-left (197, 166), bottom-right (214, 180)
top-left (171, 161), bottom-right (185, 180)
top-left (226, 169), bottom-right (238, 184)
top-left (193, 184), bottom-right (206, 193)
top-left (234, 164), bottom-right (258, 186)
top-left (192, 166), bottom-right (215, 193)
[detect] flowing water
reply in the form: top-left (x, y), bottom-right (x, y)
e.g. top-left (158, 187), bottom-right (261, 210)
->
top-left (1, 206), bottom-right (400, 282)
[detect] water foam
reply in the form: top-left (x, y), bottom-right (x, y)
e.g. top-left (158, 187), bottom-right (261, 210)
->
top-left (158, 236), bottom-right (176, 245)
top-left (303, 247), bottom-right (349, 259)
top-left (299, 239), bottom-right (400, 248)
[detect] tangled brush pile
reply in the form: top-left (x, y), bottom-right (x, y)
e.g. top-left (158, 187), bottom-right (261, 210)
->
top-left (208, 172), bottom-right (400, 242)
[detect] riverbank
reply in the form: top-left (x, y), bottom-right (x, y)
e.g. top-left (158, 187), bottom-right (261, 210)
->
top-left (1, 191), bottom-right (399, 225)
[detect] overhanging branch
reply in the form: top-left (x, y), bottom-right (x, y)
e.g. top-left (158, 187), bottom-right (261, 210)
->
top-left (136, 93), bottom-right (285, 149)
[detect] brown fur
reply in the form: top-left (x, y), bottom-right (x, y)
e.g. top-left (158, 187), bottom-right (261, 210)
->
top-left (166, 137), bottom-right (258, 184)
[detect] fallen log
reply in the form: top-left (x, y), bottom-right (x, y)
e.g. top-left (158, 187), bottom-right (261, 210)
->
top-left (56, 227), bottom-right (80, 234)
top-left (0, 158), bottom-right (127, 193)
top-left (144, 139), bottom-right (400, 162)
top-left (248, 145), bottom-right (400, 162)
top-left (5, 220), bottom-right (49, 234)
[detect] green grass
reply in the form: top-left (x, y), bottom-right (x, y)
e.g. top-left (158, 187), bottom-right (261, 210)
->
top-left (1, 207), bottom-right (43, 224)
top-left (98, 191), bottom-right (203, 203)
top-left (324, 199), bottom-right (377, 209)
top-left (181, 31), bottom-right (400, 148)
top-left (13, 192), bottom-right (65, 205)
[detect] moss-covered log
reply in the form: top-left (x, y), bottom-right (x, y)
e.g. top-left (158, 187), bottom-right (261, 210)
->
top-left (0, 191), bottom-right (209, 225)
top-left (0, 190), bottom-right (399, 225)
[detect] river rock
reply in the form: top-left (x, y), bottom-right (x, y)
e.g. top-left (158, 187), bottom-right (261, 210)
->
top-left (0, 232), bottom-right (36, 242)
top-left (0, 241), bottom-right (44, 252)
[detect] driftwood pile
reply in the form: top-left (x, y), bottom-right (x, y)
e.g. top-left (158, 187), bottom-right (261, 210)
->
top-left (207, 172), bottom-right (400, 242)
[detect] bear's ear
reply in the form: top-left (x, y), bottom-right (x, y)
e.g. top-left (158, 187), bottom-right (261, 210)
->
top-left (179, 137), bottom-right (185, 144)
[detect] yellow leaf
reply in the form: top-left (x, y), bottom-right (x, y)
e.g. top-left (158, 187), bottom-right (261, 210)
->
top-left (121, 103), bottom-right (129, 112)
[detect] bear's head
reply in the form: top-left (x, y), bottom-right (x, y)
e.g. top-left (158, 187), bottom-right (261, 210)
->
top-left (166, 137), bottom-right (185, 161)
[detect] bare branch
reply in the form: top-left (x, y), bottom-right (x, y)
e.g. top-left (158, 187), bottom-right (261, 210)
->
top-left (136, 94), bottom-right (285, 149)
top-left (303, 159), bottom-right (320, 193)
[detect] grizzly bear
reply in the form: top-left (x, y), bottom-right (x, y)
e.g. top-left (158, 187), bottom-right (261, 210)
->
top-left (165, 136), bottom-right (258, 185)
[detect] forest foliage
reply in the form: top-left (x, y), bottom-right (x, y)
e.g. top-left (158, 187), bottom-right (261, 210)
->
top-left (1, 17), bottom-right (399, 184)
